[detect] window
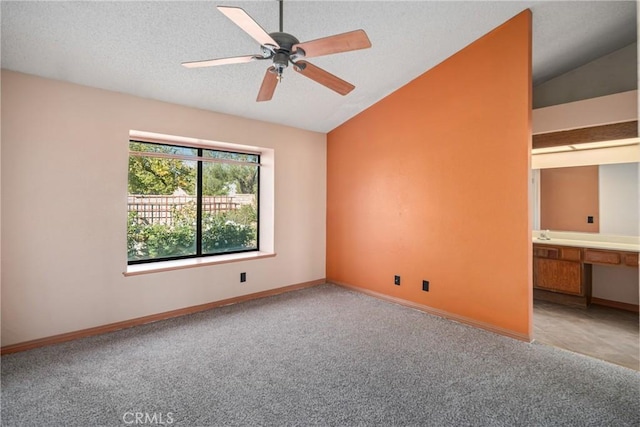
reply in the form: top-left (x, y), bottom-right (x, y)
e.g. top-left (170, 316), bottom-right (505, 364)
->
top-left (127, 140), bottom-right (259, 264)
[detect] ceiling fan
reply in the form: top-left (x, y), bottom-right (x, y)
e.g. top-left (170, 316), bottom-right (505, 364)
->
top-left (182, 1), bottom-right (372, 102)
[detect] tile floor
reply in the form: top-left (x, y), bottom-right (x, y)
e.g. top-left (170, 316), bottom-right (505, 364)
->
top-left (533, 300), bottom-right (639, 370)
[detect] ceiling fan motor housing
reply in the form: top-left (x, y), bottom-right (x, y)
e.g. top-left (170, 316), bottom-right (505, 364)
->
top-left (269, 32), bottom-right (300, 51)
top-left (268, 32), bottom-right (305, 62)
top-left (272, 52), bottom-right (289, 74)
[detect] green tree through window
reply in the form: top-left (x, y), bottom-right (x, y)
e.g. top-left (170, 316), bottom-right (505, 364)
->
top-left (127, 141), bottom-right (259, 263)
top-left (128, 142), bottom-right (197, 195)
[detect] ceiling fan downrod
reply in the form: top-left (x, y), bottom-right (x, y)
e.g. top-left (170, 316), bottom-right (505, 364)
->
top-left (272, 0), bottom-right (290, 82)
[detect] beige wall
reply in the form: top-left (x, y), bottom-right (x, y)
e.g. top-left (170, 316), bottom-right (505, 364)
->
top-left (532, 90), bottom-right (637, 134)
top-left (1, 70), bottom-right (327, 346)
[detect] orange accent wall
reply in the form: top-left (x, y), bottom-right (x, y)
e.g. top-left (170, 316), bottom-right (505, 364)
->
top-left (540, 166), bottom-right (599, 233)
top-left (327, 11), bottom-right (532, 338)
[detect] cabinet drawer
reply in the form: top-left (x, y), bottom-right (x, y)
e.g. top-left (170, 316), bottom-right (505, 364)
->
top-left (625, 253), bottom-right (639, 267)
top-left (560, 248), bottom-right (581, 261)
top-left (533, 245), bottom-right (581, 261)
top-left (533, 246), bottom-right (559, 259)
top-left (584, 249), bottom-right (621, 265)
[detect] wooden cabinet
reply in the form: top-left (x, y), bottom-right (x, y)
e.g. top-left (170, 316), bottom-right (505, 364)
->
top-left (533, 244), bottom-right (584, 296)
top-left (533, 243), bottom-right (638, 307)
top-left (534, 258), bottom-right (582, 295)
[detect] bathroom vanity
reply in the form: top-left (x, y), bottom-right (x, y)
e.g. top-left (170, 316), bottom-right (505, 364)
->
top-left (532, 232), bottom-right (639, 308)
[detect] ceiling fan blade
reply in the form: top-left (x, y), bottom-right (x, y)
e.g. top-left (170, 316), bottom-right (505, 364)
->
top-left (293, 29), bottom-right (371, 59)
top-left (257, 67), bottom-right (278, 102)
top-left (293, 61), bottom-right (355, 95)
top-left (182, 55), bottom-right (259, 68)
top-left (217, 6), bottom-right (280, 49)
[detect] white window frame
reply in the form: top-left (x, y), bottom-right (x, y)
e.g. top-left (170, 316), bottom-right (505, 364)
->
top-left (124, 130), bottom-right (275, 276)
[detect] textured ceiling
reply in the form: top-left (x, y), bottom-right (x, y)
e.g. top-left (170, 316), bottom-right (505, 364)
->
top-left (1, 1), bottom-right (636, 133)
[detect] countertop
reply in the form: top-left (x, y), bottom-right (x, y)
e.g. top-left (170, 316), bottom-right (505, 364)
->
top-left (532, 231), bottom-right (639, 252)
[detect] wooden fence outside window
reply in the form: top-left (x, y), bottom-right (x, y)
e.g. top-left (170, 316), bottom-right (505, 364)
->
top-left (128, 194), bottom-right (254, 225)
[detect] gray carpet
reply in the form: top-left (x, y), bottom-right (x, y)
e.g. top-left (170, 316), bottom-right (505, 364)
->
top-left (2, 284), bottom-right (639, 426)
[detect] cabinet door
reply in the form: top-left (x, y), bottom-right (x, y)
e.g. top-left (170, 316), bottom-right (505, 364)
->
top-left (533, 258), bottom-right (582, 295)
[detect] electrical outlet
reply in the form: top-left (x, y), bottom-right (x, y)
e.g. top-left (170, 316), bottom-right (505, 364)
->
top-left (240, 272), bottom-right (246, 282)
top-left (587, 216), bottom-right (594, 224)
top-left (422, 280), bottom-right (429, 292)
top-left (394, 275), bottom-right (401, 286)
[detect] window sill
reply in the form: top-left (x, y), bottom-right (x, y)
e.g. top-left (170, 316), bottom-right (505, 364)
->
top-left (123, 252), bottom-right (276, 277)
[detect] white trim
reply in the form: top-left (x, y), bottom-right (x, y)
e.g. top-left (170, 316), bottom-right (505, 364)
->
top-left (532, 144), bottom-right (639, 169)
top-left (531, 169), bottom-right (540, 231)
top-left (531, 138), bottom-right (639, 155)
top-left (124, 251), bottom-right (277, 276)
top-left (129, 129), bottom-right (263, 155)
top-left (128, 150), bottom-right (262, 167)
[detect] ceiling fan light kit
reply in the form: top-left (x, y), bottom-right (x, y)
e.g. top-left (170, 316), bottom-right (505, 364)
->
top-left (182, 2), bottom-right (371, 102)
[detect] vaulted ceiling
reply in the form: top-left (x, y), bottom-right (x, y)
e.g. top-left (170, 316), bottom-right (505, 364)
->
top-left (2, 1), bottom-right (636, 133)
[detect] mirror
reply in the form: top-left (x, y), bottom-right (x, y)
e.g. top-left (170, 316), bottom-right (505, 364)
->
top-left (531, 142), bottom-right (639, 236)
top-left (537, 165), bottom-right (599, 233)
